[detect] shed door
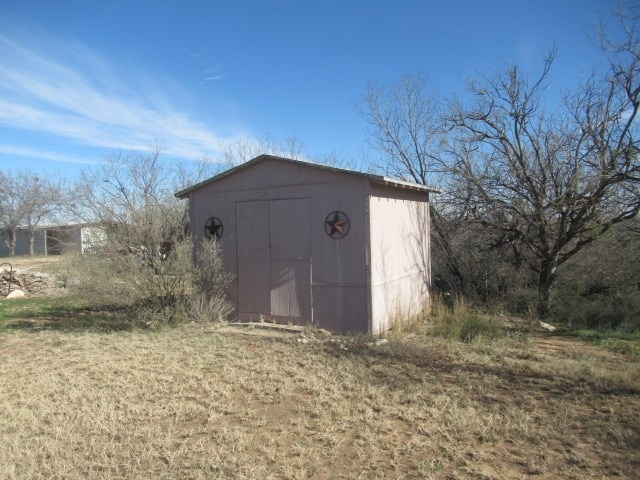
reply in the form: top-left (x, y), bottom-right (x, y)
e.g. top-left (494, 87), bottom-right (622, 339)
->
top-left (236, 198), bottom-right (311, 323)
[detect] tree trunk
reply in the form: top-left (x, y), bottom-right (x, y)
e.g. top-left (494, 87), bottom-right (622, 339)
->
top-left (8, 229), bottom-right (17, 256)
top-left (536, 264), bottom-right (556, 320)
top-left (28, 233), bottom-right (35, 256)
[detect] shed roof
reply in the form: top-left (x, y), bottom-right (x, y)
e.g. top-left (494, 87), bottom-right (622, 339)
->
top-left (175, 154), bottom-right (439, 198)
top-left (14, 221), bottom-right (106, 230)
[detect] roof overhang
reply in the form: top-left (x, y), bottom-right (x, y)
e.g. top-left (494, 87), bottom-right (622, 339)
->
top-left (175, 154), bottom-right (440, 198)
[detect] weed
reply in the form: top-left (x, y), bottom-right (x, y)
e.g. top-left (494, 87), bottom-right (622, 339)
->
top-left (189, 293), bottom-right (233, 324)
top-left (602, 338), bottom-right (640, 356)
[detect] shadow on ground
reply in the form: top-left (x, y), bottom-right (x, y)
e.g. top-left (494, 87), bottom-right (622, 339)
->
top-left (0, 298), bottom-right (153, 333)
top-left (318, 336), bottom-right (640, 397)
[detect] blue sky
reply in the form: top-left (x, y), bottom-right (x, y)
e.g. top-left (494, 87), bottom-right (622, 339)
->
top-left (0, 0), bottom-right (619, 177)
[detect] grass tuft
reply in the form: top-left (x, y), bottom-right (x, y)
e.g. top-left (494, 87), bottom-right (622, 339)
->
top-left (429, 295), bottom-right (508, 342)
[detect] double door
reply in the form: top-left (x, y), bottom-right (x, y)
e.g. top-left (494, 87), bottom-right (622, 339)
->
top-left (236, 198), bottom-right (311, 323)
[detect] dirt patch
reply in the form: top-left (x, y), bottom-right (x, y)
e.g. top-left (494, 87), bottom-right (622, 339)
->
top-left (216, 321), bottom-right (307, 338)
top-left (0, 255), bottom-right (61, 272)
top-left (0, 334), bottom-right (43, 357)
top-left (535, 335), bottom-right (605, 357)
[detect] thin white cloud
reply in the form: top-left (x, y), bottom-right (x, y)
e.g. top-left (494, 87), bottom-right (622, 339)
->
top-left (0, 24), bottom-right (236, 162)
top-left (0, 144), bottom-right (98, 165)
top-left (205, 75), bottom-right (226, 81)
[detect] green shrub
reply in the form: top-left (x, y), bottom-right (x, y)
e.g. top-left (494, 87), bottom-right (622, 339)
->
top-left (601, 338), bottom-right (640, 356)
top-left (552, 285), bottom-right (640, 331)
top-left (430, 295), bottom-right (506, 342)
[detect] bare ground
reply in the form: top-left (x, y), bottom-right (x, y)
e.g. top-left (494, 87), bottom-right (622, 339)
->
top-left (0, 321), bottom-right (638, 479)
top-left (0, 255), bottom-right (62, 272)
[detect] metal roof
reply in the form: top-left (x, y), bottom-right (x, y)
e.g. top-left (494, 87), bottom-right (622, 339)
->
top-left (14, 221), bottom-right (105, 230)
top-left (175, 154), bottom-right (439, 198)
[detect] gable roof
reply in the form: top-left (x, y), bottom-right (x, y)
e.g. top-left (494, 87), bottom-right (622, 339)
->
top-left (176, 154), bottom-right (439, 199)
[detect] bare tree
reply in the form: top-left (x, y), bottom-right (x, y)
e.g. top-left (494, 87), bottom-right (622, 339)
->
top-left (358, 73), bottom-right (474, 294)
top-left (74, 147), bottom-right (192, 303)
top-left (20, 172), bottom-right (65, 255)
top-left (359, 73), bottom-right (444, 185)
top-left (0, 172), bottom-right (25, 255)
top-left (448, 8), bottom-right (639, 319)
top-left (64, 146), bottom-right (232, 320)
top-left (358, 8), bottom-right (639, 318)
top-left (0, 170), bottom-right (63, 256)
top-left (220, 132), bottom-right (307, 168)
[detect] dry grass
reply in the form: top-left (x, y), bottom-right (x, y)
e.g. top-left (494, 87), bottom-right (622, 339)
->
top-left (1, 324), bottom-right (639, 479)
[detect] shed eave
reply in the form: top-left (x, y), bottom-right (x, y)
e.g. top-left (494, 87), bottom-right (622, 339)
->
top-left (174, 154), bottom-right (440, 198)
top-left (369, 176), bottom-right (440, 194)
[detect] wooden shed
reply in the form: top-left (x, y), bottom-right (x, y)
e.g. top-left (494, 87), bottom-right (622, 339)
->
top-left (176, 155), bottom-right (437, 333)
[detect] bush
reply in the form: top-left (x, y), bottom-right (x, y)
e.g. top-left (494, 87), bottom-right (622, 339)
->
top-left (46, 148), bottom-right (235, 327)
top-left (193, 239), bottom-right (234, 302)
top-left (49, 236), bottom-right (234, 327)
top-left (502, 288), bottom-right (538, 316)
top-left (552, 285), bottom-right (640, 331)
top-left (430, 295), bottom-right (506, 342)
top-left (52, 239), bottom-right (192, 307)
top-left (551, 219), bottom-right (640, 332)
top-left (189, 293), bottom-right (234, 324)
top-left (189, 239), bottom-right (235, 324)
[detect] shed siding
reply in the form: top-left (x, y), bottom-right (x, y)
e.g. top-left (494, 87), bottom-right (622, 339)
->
top-left (308, 180), bottom-right (369, 332)
top-left (312, 285), bottom-right (368, 332)
top-left (190, 189), bottom-right (239, 305)
top-left (235, 200), bottom-right (271, 317)
top-left (369, 183), bottom-right (431, 333)
top-left (185, 156), bottom-right (433, 333)
top-left (197, 159), bottom-right (363, 194)
top-left (0, 230), bottom-right (46, 256)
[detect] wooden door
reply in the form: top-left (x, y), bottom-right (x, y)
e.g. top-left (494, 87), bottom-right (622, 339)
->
top-left (236, 201), bottom-right (270, 316)
top-left (236, 198), bottom-right (311, 323)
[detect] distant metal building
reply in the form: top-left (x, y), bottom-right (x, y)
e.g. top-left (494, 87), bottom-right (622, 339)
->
top-left (176, 155), bottom-right (437, 333)
top-left (0, 223), bottom-right (106, 256)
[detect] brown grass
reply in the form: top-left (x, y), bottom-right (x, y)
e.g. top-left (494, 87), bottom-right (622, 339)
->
top-left (0, 325), bottom-right (639, 479)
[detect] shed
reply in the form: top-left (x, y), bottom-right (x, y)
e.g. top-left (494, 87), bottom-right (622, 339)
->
top-left (176, 155), bottom-right (437, 333)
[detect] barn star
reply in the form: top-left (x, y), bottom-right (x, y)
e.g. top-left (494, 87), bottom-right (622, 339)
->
top-left (325, 211), bottom-right (349, 239)
top-left (205, 217), bottom-right (223, 239)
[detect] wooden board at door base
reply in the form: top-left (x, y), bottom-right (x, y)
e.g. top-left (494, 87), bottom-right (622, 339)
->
top-left (237, 312), bottom-right (312, 326)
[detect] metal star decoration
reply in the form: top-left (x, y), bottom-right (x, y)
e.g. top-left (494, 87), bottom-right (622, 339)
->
top-left (325, 211), bottom-right (350, 239)
top-left (204, 217), bottom-right (223, 240)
